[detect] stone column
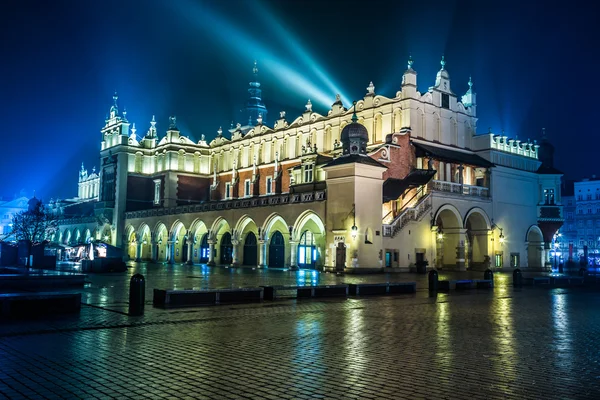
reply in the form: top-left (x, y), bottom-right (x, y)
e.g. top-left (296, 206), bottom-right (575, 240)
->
top-left (456, 229), bottom-right (467, 271)
top-left (258, 239), bottom-right (267, 268)
top-left (207, 240), bottom-right (216, 266)
top-left (151, 242), bottom-right (158, 262)
top-left (289, 240), bottom-right (298, 270)
top-left (167, 240), bottom-right (175, 264)
top-left (186, 241), bottom-right (194, 265)
top-left (231, 239), bottom-right (240, 266)
top-left (135, 241), bottom-right (142, 262)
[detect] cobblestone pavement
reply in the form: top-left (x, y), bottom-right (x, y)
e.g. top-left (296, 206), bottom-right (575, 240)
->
top-left (1, 263), bottom-right (600, 399)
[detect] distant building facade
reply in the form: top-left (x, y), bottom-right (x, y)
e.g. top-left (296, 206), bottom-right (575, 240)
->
top-left (52, 58), bottom-right (563, 271)
top-left (0, 196), bottom-right (29, 239)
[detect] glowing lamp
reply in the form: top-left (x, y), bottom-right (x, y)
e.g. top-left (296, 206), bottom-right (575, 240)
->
top-left (437, 227), bottom-right (444, 240)
top-left (351, 225), bottom-right (358, 239)
top-left (499, 228), bottom-right (505, 244)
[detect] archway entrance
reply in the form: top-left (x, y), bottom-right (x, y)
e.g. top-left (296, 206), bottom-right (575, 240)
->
top-left (182, 236), bottom-right (189, 263)
top-left (269, 231), bottom-right (285, 268)
top-left (435, 206), bottom-right (462, 269)
top-left (527, 226), bottom-right (544, 269)
top-left (464, 210), bottom-right (490, 270)
top-left (298, 231), bottom-right (317, 269)
top-left (220, 232), bottom-right (233, 265)
top-left (243, 232), bottom-right (258, 266)
top-left (198, 234), bottom-right (209, 264)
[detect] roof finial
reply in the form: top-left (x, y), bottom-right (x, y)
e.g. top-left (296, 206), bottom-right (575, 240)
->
top-left (131, 123), bottom-right (136, 136)
top-left (468, 76), bottom-right (473, 90)
top-left (113, 91), bottom-right (118, 106)
top-left (150, 115), bottom-right (156, 129)
top-left (366, 81), bottom-right (375, 95)
top-left (217, 126), bottom-right (223, 137)
top-left (440, 56), bottom-right (446, 70)
top-left (305, 99), bottom-right (312, 112)
top-left (542, 127), bottom-right (546, 138)
top-left (253, 60), bottom-right (258, 76)
top-left (81, 162), bottom-right (85, 172)
top-left (351, 101), bottom-right (358, 123)
top-left (407, 55), bottom-right (414, 70)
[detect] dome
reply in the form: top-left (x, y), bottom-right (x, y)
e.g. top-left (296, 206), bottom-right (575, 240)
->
top-left (340, 120), bottom-right (368, 143)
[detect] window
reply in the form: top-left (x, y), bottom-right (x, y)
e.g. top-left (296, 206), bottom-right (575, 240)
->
top-left (153, 179), bottom-right (161, 205)
top-left (588, 194), bottom-right (592, 200)
top-left (578, 195), bottom-right (583, 201)
top-left (244, 179), bottom-right (251, 197)
top-left (578, 209), bottom-right (583, 214)
top-left (476, 177), bottom-right (484, 187)
top-left (580, 239), bottom-right (585, 247)
top-left (568, 200), bottom-right (573, 206)
top-left (441, 93), bottom-right (450, 109)
top-left (304, 164), bottom-right (314, 183)
top-left (495, 252), bottom-right (503, 268)
top-left (266, 177), bottom-right (272, 195)
top-left (567, 212), bottom-right (574, 219)
top-left (589, 208), bottom-right (593, 214)
top-left (544, 189), bottom-right (555, 205)
top-left (510, 253), bottom-right (520, 268)
top-left (225, 183), bottom-right (231, 199)
top-left (587, 220), bottom-right (593, 227)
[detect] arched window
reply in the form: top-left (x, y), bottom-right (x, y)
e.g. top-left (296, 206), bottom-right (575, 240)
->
top-left (243, 232), bottom-right (258, 266)
top-left (199, 234), bottom-right (209, 264)
top-left (220, 232), bottom-right (233, 265)
top-left (298, 231), bottom-right (317, 269)
top-left (268, 231), bottom-right (285, 268)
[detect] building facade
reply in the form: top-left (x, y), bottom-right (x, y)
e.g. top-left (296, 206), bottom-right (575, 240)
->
top-left (0, 196), bottom-right (29, 239)
top-left (53, 58), bottom-right (563, 271)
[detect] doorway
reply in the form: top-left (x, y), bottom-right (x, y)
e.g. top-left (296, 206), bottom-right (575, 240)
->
top-left (268, 231), bottom-right (285, 268)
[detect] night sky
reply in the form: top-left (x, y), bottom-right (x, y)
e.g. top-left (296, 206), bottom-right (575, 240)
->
top-left (1, 0), bottom-right (597, 200)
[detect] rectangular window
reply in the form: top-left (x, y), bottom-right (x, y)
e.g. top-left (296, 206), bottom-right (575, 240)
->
top-left (266, 177), bottom-right (272, 195)
top-left (510, 253), bottom-right (520, 268)
top-left (153, 179), bottom-right (161, 205)
top-left (589, 208), bottom-right (593, 214)
top-left (567, 212), bottom-right (574, 219)
top-left (225, 183), bottom-right (231, 199)
top-left (304, 164), bottom-right (314, 183)
top-left (544, 189), bottom-right (555, 205)
top-left (588, 194), bottom-right (592, 200)
top-left (441, 93), bottom-right (450, 109)
top-left (495, 252), bottom-right (503, 268)
top-left (568, 200), bottom-right (573, 206)
top-left (578, 195), bottom-right (582, 201)
top-left (244, 179), bottom-right (251, 197)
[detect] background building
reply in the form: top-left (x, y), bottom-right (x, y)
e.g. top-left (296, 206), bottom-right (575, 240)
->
top-left (53, 58), bottom-right (563, 271)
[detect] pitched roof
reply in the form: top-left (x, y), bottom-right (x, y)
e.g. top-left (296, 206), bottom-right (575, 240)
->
top-left (412, 141), bottom-right (494, 168)
top-left (323, 154), bottom-right (387, 169)
top-left (383, 169), bottom-right (437, 202)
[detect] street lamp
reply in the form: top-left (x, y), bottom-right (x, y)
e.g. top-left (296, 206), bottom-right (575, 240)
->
top-left (351, 203), bottom-right (358, 240)
top-left (498, 228), bottom-right (505, 245)
top-left (437, 226), bottom-right (444, 240)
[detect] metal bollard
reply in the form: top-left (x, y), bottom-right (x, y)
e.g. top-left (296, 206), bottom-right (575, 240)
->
top-left (129, 273), bottom-right (145, 316)
top-left (484, 268), bottom-right (494, 287)
top-left (428, 269), bottom-right (439, 292)
top-left (579, 267), bottom-right (588, 277)
top-left (512, 268), bottom-right (522, 288)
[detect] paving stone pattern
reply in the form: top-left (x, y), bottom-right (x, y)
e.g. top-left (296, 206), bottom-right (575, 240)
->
top-left (1, 264), bottom-right (599, 399)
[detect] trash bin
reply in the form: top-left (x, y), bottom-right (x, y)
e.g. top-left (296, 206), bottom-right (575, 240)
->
top-left (512, 268), bottom-right (522, 288)
top-left (428, 269), bottom-right (439, 292)
top-left (129, 273), bottom-right (145, 316)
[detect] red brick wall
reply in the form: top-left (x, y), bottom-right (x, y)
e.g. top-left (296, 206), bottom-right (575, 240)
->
top-left (177, 175), bottom-right (211, 205)
top-left (126, 175), bottom-right (162, 211)
top-left (370, 133), bottom-right (415, 180)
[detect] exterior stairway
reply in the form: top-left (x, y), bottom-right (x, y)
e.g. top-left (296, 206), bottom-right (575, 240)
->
top-left (382, 192), bottom-right (432, 238)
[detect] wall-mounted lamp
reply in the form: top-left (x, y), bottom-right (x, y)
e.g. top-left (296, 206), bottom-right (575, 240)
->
top-left (499, 228), bottom-right (505, 245)
top-left (351, 203), bottom-right (358, 240)
top-left (437, 226), bottom-right (444, 240)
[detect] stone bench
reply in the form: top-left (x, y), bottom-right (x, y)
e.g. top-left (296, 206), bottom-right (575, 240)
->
top-left (153, 287), bottom-right (263, 307)
top-left (262, 285), bottom-right (348, 301)
top-left (348, 282), bottom-right (416, 296)
top-left (0, 292), bottom-right (81, 317)
top-left (438, 279), bottom-right (493, 291)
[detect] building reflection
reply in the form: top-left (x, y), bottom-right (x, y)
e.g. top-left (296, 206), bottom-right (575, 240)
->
top-left (293, 316), bottom-right (324, 376)
top-left (435, 301), bottom-right (453, 372)
top-left (551, 293), bottom-right (572, 366)
top-left (490, 296), bottom-right (517, 383)
top-left (343, 306), bottom-right (367, 378)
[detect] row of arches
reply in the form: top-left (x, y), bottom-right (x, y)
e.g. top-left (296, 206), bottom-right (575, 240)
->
top-left (52, 225), bottom-right (112, 246)
top-left (124, 211), bottom-right (326, 269)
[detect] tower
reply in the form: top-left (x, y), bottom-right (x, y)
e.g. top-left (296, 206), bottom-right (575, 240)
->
top-left (245, 61), bottom-right (268, 126)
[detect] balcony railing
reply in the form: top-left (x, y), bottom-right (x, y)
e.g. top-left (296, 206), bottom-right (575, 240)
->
top-left (382, 194), bottom-right (432, 237)
top-left (124, 190), bottom-right (326, 220)
top-left (428, 180), bottom-right (489, 198)
top-left (538, 205), bottom-right (563, 221)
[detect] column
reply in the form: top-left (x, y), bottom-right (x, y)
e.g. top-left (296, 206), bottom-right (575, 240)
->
top-left (186, 241), bottom-right (193, 265)
top-left (231, 239), bottom-right (240, 266)
top-left (151, 241), bottom-right (158, 262)
top-left (207, 240), bottom-right (216, 266)
top-left (456, 228), bottom-right (467, 271)
top-left (258, 239), bottom-right (267, 268)
top-left (167, 240), bottom-right (175, 264)
top-left (289, 240), bottom-right (298, 270)
top-left (135, 240), bottom-right (142, 262)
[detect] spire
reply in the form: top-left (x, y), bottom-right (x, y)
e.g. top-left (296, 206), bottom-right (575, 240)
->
top-left (81, 162), bottom-right (85, 173)
top-left (246, 61), bottom-right (268, 126)
top-left (440, 55), bottom-right (446, 70)
top-left (109, 91), bottom-right (119, 119)
top-left (146, 115), bottom-right (157, 138)
top-left (468, 76), bottom-right (473, 91)
top-left (407, 55), bottom-right (414, 70)
top-left (351, 101), bottom-right (358, 123)
top-left (131, 123), bottom-right (136, 137)
top-left (253, 60), bottom-right (258, 76)
top-left (169, 116), bottom-right (177, 130)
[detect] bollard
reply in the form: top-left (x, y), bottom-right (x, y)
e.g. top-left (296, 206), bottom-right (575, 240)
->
top-left (484, 268), bottom-right (494, 287)
top-left (129, 273), bottom-right (145, 316)
top-left (428, 269), bottom-right (439, 292)
top-left (512, 268), bottom-right (522, 288)
top-left (579, 267), bottom-right (588, 277)
top-left (558, 263), bottom-right (564, 274)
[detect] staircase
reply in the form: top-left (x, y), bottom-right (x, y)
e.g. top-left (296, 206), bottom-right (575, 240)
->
top-left (382, 193), bottom-right (432, 237)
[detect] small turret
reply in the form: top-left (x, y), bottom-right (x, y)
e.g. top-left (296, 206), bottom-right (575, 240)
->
top-left (245, 61), bottom-right (268, 126)
top-left (401, 55), bottom-right (418, 97)
top-left (433, 56), bottom-right (452, 93)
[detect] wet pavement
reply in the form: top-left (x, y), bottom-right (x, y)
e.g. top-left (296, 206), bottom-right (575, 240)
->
top-left (1, 263), bottom-right (599, 399)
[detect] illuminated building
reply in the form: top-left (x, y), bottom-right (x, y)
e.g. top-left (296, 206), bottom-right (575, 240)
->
top-left (54, 58), bottom-right (563, 271)
top-left (0, 196), bottom-right (29, 238)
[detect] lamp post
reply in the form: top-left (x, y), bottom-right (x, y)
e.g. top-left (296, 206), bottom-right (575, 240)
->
top-left (351, 204), bottom-right (358, 240)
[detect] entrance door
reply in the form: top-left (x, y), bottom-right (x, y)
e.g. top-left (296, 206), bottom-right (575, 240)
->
top-left (220, 232), bottom-right (233, 265)
top-left (298, 231), bottom-right (317, 269)
top-left (335, 242), bottom-right (346, 271)
top-left (243, 232), bottom-right (258, 266)
top-left (181, 237), bottom-right (188, 263)
top-left (385, 251), bottom-right (392, 268)
top-left (199, 234), bottom-right (209, 264)
top-left (268, 231), bottom-right (285, 268)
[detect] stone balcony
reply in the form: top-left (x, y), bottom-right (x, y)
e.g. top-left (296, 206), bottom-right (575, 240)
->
top-left (427, 180), bottom-right (490, 199)
top-left (538, 205), bottom-right (563, 222)
top-left (124, 190), bottom-right (327, 220)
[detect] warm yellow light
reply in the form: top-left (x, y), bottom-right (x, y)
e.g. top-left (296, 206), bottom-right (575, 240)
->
top-left (351, 225), bottom-right (358, 239)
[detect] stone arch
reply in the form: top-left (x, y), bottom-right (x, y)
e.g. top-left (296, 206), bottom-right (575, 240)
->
top-left (73, 228), bottom-right (81, 244)
top-left (169, 220), bottom-right (188, 263)
top-left (393, 108), bottom-right (402, 132)
top-left (62, 229), bottom-right (70, 245)
top-left (189, 219), bottom-right (209, 263)
top-left (292, 210), bottom-right (326, 269)
top-left (124, 224), bottom-right (137, 260)
top-left (233, 215), bottom-right (259, 267)
top-left (373, 112), bottom-right (383, 143)
top-left (463, 208), bottom-right (491, 270)
top-left (434, 204), bottom-right (463, 269)
top-left (137, 223), bottom-right (152, 261)
top-left (262, 213), bottom-right (290, 268)
top-left (83, 228), bottom-right (91, 243)
top-left (526, 225), bottom-right (544, 269)
top-left (153, 222), bottom-right (168, 262)
top-left (210, 217), bottom-right (232, 266)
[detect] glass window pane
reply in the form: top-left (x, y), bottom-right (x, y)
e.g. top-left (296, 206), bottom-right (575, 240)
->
top-left (299, 246), bottom-right (305, 264)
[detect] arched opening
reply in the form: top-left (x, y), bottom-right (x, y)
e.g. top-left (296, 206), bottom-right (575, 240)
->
top-left (269, 231), bottom-right (285, 268)
top-left (137, 224), bottom-right (151, 261)
top-left (435, 205), bottom-right (462, 269)
top-left (220, 232), bottom-right (233, 265)
top-left (101, 225), bottom-right (112, 244)
top-left (154, 222), bottom-right (168, 262)
top-left (83, 229), bottom-right (91, 244)
top-left (73, 229), bottom-right (81, 245)
top-left (527, 226), bottom-right (544, 269)
top-left (464, 209), bottom-right (491, 270)
top-left (63, 229), bottom-right (71, 246)
top-left (125, 225), bottom-right (136, 260)
top-left (169, 221), bottom-right (188, 263)
top-left (298, 231), bottom-right (316, 269)
top-left (243, 232), bottom-right (258, 266)
top-left (198, 233), bottom-right (210, 263)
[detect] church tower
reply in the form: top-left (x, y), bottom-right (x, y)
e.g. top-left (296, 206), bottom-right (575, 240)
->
top-left (245, 61), bottom-right (268, 126)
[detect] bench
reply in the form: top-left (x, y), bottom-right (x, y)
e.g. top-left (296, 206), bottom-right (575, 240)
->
top-left (348, 282), bottom-right (416, 296)
top-left (0, 292), bottom-right (81, 317)
top-left (438, 279), bottom-right (493, 291)
top-left (262, 285), bottom-right (349, 301)
top-left (153, 287), bottom-right (263, 307)
top-left (532, 277), bottom-right (550, 285)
